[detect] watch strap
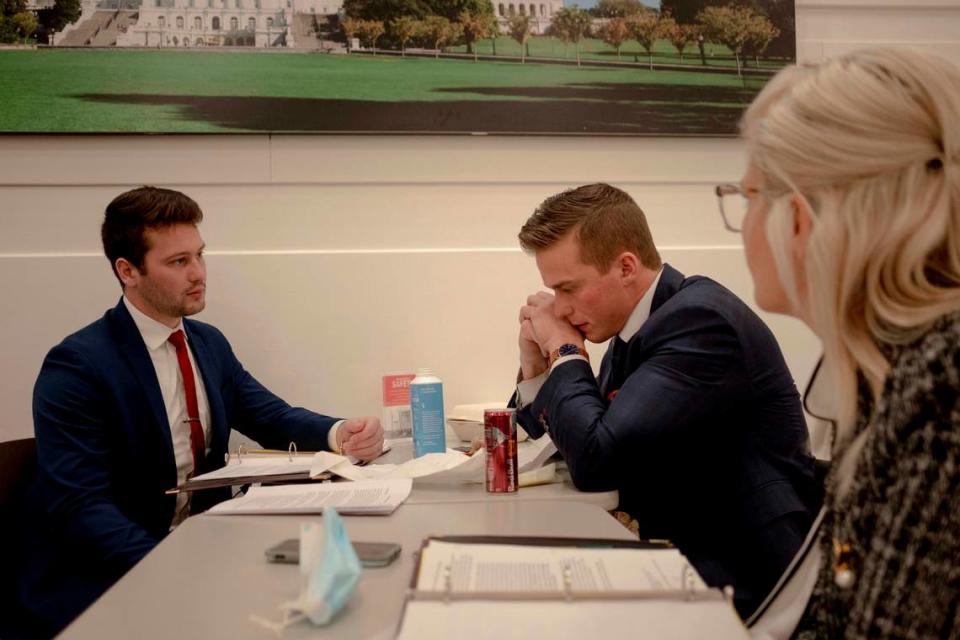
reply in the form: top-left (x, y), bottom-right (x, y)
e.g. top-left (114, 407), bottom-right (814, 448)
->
top-left (547, 344), bottom-right (588, 368)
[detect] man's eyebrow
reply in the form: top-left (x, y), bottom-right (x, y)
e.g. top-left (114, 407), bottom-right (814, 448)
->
top-left (164, 244), bottom-right (205, 261)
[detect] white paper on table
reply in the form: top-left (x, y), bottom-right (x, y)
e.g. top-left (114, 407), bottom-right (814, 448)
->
top-left (311, 450), bottom-right (479, 483)
top-left (398, 541), bottom-right (747, 640)
top-left (190, 457), bottom-right (315, 482)
top-left (517, 435), bottom-right (557, 473)
top-left (206, 478), bottom-right (413, 515)
top-left (397, 599), bottom-right (748, 640)
top-left (416, 541), bottom-right (706, 593)
top-left (193, 442), bottom-right (393, 485)
top-left (309, 436), bottom-right (557, 486)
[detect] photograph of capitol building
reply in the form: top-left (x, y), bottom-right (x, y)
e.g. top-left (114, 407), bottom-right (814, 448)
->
top-left (56, 0), bottom-right (563, 49)
top-left (57, 0), bottom-right (343, 48)
top-left (117, 0), bottom-right (341, 49)
top-left (0, 1), bottom-right (795, 134)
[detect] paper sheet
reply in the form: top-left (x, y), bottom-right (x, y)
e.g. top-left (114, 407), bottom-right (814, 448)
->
top-left (309, 436), bottom-right (557, 485)
top-left (191, 457), bottom-right (315, 482)
top-left (416, 541), bottom-right (706, 593)
top-left (397, 599), bottom-right (749, 640)
top-left (397, 541), bottom-right (746, 640)
top-left (206, 478), bottom-right (413, 515)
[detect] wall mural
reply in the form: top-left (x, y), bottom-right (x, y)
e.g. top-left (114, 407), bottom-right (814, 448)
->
top-left (0, 0), bottom-right (796, 134)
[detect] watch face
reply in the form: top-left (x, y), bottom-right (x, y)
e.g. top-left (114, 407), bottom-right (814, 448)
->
top-left (558, 344), bottom-right (581, 357)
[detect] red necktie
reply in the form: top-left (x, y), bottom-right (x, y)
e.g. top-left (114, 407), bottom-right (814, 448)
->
top-left (168, 329), bottom-right (205, 473)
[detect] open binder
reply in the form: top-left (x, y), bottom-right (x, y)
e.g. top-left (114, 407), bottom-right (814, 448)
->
top-left (396, 535), bottom-right (749, 640)
top-left (166, 443), bottom-right (328, 495)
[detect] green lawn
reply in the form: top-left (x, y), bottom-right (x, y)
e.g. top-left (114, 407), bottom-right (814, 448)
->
top-left (447, 36), bottom-right (786, 70)
top-left (0, 48), bottom-right (772, 133)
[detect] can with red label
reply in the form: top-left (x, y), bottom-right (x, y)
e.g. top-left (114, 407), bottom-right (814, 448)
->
top-left (484, 408), bottom-right (518, 493)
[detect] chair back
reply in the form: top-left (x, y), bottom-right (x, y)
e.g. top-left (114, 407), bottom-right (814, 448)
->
top-left (0, 438), bottom-right (38, 638)
top-left (0, 438), bottom-right (37, 511)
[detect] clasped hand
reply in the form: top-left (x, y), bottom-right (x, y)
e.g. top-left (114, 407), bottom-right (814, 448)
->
top-left (518, 292), bottom-right (584, 380)
top-left (337, 417), bottom-right (384, 462)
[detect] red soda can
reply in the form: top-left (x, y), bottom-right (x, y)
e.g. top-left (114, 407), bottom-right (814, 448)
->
top-left (484, 408), bottom-right (518, 493)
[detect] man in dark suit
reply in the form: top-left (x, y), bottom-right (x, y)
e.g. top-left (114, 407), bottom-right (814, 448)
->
top-left (18, 186), bottom-right (383, 637)
top-left (514, 183), bottom-right (819, 618)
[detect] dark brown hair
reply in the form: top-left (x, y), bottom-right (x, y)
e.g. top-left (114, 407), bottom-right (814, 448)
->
top-left (518, 183), bottom-right (662, 271)
top-left (101, 186), bottom-right (203, 285)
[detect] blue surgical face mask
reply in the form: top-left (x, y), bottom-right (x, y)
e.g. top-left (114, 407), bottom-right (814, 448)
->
top-left (295, 507), bottom-right (362, 625)
top-left (252, 507), bottom-right (362, 632)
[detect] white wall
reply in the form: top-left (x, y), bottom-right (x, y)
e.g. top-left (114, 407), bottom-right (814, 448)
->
top-left (2, 0), bottom-right (959, 445)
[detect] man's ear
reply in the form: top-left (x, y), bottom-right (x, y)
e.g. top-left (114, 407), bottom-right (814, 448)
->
top-left (115, 258), bottom-right (139, 289)
top-left (616, 251), bottom-right (640, 284)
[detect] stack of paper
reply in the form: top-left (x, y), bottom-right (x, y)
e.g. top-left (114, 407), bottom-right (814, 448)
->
top-left (396, 540), bottom-right (748, 640)
top-left (446, 403), bottom-right (529, 442)
top-left (206, 478), bottom-right (413, 515)
top-left (308, 435), bottom-right (557, 485)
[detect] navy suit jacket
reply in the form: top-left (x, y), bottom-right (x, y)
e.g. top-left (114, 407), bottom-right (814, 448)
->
top-left (517, 265), bottom-right (819, 617)
top-left (18, 299), bottom-right (338, 634)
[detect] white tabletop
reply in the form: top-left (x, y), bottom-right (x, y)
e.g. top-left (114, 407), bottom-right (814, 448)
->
top-left (60, 501), bottom-right (635, 640)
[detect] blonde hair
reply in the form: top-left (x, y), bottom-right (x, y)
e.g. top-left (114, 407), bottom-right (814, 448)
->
top-left (741, 48), bottom-right (960, 483)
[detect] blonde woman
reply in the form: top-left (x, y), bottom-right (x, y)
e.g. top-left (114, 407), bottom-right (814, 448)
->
top-left (717, 48), bottom-right (960, 638)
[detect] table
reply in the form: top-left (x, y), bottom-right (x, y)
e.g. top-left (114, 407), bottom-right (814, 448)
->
top-left (60, 501), bottom-right (636, 640)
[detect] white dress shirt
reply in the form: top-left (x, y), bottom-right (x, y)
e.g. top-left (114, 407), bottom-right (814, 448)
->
top-left (124, 298), bottom-right (344, 528)
top-left (517, 267), bottom-right (664, 405)
top-left (123, 296), bottom-right (211, 527)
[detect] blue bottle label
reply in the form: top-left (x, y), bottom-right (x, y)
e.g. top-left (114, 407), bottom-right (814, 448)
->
top-left (410, 382), bottom-right (446, 457)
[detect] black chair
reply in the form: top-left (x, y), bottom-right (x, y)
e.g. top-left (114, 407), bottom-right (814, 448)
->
top-left (0, 438), bottom-right (36, 511)
top-left (0, 438), bottom-right (41, 640)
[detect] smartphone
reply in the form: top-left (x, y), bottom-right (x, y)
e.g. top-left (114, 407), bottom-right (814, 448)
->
top-left (264, 539), bottom-right (401, 567)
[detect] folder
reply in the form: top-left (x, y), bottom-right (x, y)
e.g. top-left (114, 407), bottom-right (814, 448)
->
top-left (165, 443), bottom-right (327, 495)
top-left (166, 440), bottom-right (393, 494)
top-left (396, 536), bottom-right (749, 639)
top-left (206, 478), bottom-right (414, 516)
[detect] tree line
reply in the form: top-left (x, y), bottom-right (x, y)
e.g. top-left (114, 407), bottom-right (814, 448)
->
top-left (340, 0), bottom-right (784, 75)
top-left (1, 0), bottom-right (79, 44)
top-left (588, 2), bottom-right (781, 75)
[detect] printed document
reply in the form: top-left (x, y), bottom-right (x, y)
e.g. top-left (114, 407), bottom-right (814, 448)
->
top-left (397, 541), bottom-right (748, 640)
top-left (309, 435), bottom-right (557, 485)
top-left (416, 541), bottom-right (705, 593)
top-left (206, 478), bottom-right (412, 515)
top-left (190, 457), bottom-right (314, 482)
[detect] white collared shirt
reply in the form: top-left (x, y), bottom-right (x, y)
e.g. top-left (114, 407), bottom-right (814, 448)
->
top-left (123, 298), bottom-right (344, 528)
top-left (123, 296), bottom-right (211, 527)
top-left (517, 268), bottom-right (664, 405)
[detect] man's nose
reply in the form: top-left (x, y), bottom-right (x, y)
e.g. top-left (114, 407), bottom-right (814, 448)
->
top-left (189, 258), bottom-right (205, 282)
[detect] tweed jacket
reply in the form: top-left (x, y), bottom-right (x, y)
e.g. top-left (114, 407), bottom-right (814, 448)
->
top-left (795, 311), bottom-right (960, 639)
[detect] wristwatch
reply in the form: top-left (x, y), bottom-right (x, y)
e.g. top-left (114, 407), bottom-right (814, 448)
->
top-left (548, 343), bottom-right (589, 368)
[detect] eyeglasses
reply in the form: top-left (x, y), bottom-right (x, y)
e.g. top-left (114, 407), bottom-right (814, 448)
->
top-left (715, 183), bottom-right (750, 233)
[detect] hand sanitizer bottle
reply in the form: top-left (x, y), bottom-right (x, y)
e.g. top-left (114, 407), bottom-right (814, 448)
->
top-left (410, 368), bottom-right (446, 457)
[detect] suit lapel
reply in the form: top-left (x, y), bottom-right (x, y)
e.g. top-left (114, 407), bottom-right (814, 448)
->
top-left (107, 299), bottom-right (175, 462)
top-left (598, 340), bottom-right (616, 398)
top-left (599, 338), bottom-right (628, 400)
top-left (649, 263), bottom-right (685, 316)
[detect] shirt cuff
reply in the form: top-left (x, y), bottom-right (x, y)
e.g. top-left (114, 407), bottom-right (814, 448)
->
top-left (516, 372), bottom-right (547, 408)
top-left (328, 420), bottom-right (345, 453)
top-left (551, 354), bottom-right (588, 371)
top-left (515, 355), bottom-right (587, 408)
